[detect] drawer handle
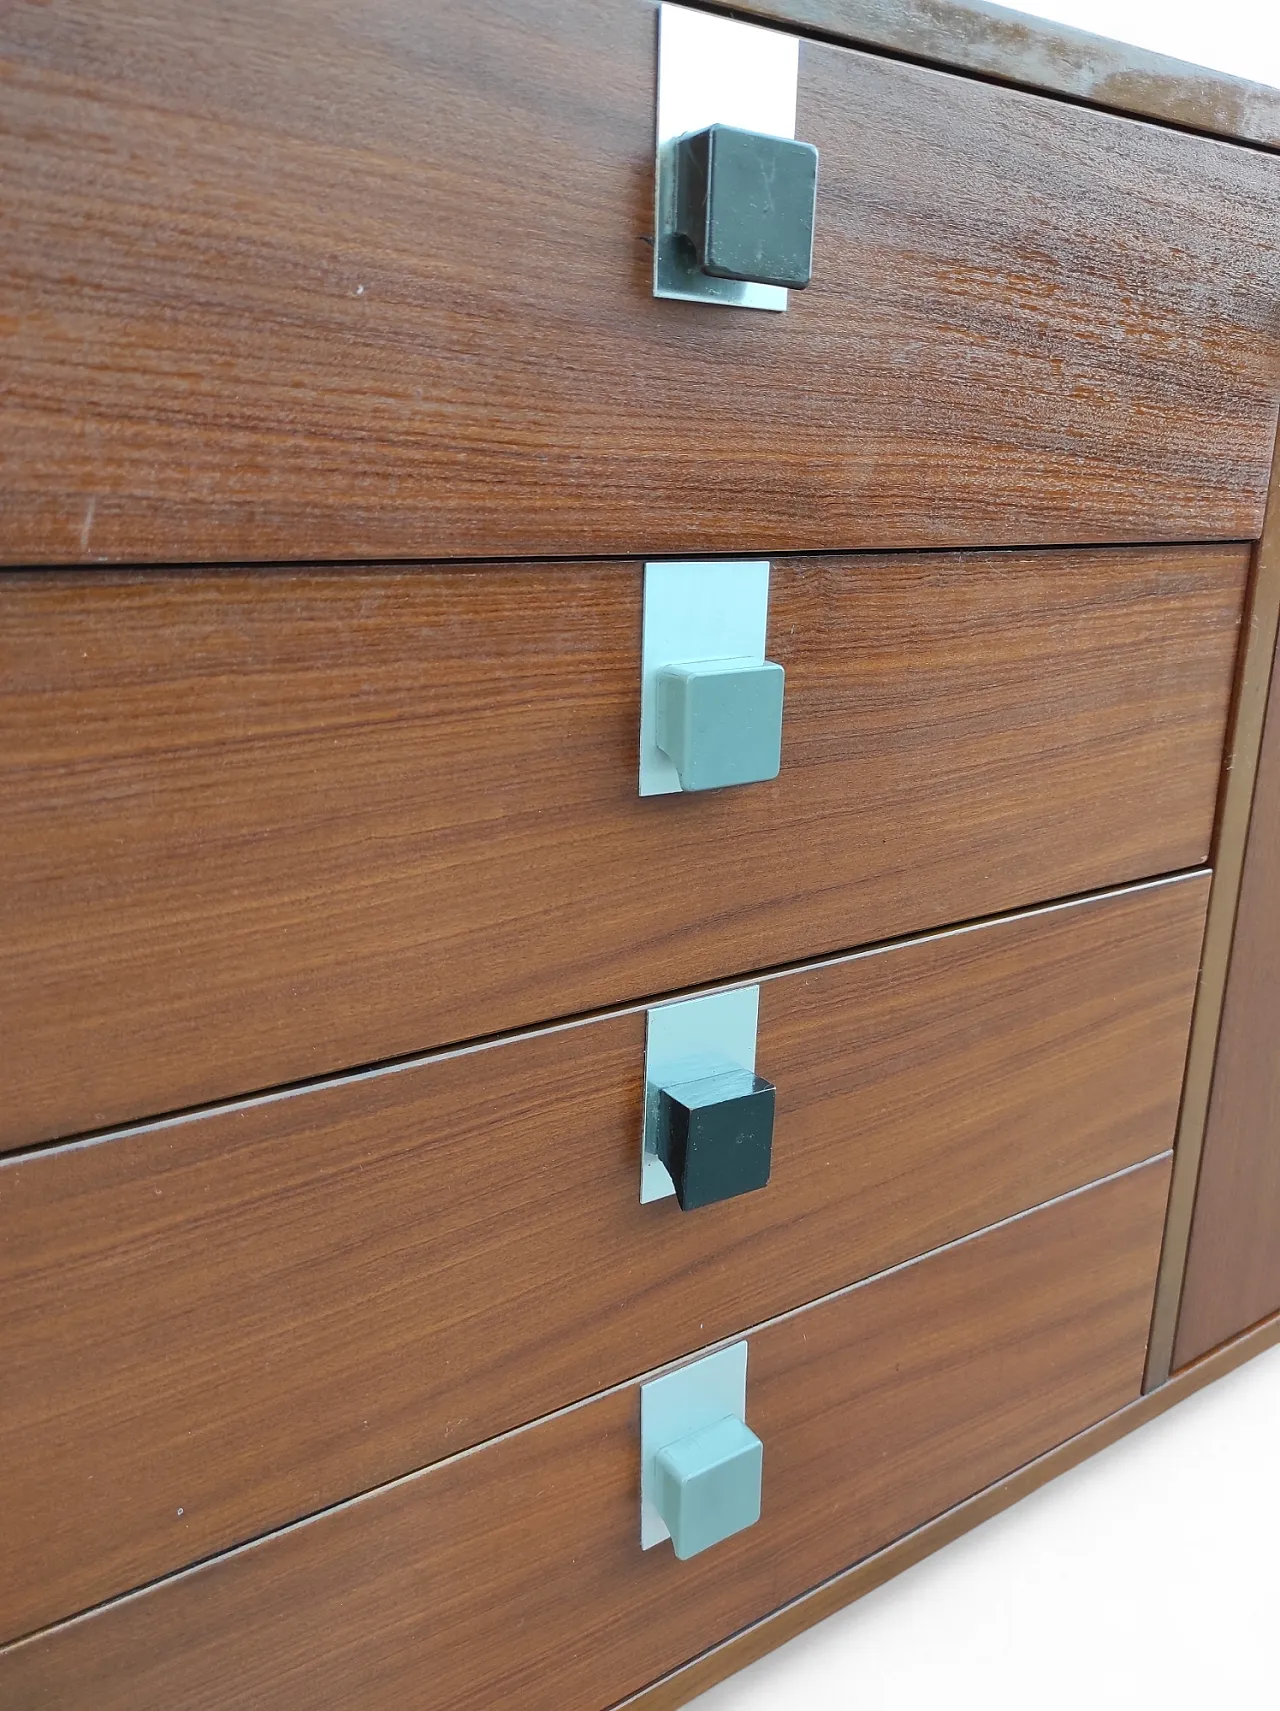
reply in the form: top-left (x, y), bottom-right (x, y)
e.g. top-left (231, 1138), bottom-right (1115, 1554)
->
top-left (641, 1343), bottom-right (763, 1560)
top-left (641, 985), bottom-right (773, 1207)
top-left (654, 4), bottom-right (815, 312)
top-left (639, 560), bottom-right (784, 798)
top-left (655, 657), bottom-right (785, 792)
top-left (655, 1068), bottom-right (776, 1211)
top-left (654, 1415), bottom-right (765, 1560)
top-left (674, 124), bottom-right (818, 291)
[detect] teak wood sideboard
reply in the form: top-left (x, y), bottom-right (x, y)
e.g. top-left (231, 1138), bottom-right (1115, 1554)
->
top-left (3, 1), bottom-right (1280, 1705)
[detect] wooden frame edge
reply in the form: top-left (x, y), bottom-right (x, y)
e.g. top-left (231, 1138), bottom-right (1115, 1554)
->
top-left (722, 0), bottom-right (1280, 153)
top-left (615, 1308), bottom-right (1280, 1711)
top-left (1144, 425), bottom-right (1280, 1390)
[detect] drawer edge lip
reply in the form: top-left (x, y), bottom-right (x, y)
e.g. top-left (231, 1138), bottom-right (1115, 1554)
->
top-left (615, 1292), bottom-right (1280, 1711)
top-left (733, 0), bottom-right (1280, 156)
top-left (0, 1151), bottom-right (1171, 1656)
top-left (2, 866), bottom-right (1212, 1167)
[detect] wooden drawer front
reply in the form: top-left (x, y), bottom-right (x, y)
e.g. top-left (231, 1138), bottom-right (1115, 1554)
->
top-left (0, 1161), bottom-right (1170, 1708)
top-left (0, 875), bottom-right (1205, 1641)
top-left (2, 3), bottom-right (1277, 566)
top-left (0, 546), bottom-right (1244, 1148)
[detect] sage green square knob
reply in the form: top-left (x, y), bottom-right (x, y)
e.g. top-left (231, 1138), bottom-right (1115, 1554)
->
top-left (675, 123), bottom-right (819, 290)
top-left (654, 1415), bottom-right (764, 1560)
top-left (655, 659), bottom-right (784, 792)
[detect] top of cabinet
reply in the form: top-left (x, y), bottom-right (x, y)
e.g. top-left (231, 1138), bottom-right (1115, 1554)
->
top-left (735, 0), bottom-right (1280, 150)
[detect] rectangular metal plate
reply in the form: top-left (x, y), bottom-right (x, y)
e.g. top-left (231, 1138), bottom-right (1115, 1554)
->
top-left (639, 560), bottom-right (772, 797)
top-left (640, 1341), bottom-right (750, 1548)
top-left (654, 4), bottom-right (800, 311)
top-left (641, 983), bottom-right (761, 1203)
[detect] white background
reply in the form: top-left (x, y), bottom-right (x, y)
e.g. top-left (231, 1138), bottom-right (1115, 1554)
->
top-left (692, 4), bottom-right (1280, 1706)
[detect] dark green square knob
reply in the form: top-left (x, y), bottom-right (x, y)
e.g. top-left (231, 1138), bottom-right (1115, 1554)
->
top-left (656, 1068), bottom-right (775, 1211)
top-left (675, 124), bottom-right (819, 290)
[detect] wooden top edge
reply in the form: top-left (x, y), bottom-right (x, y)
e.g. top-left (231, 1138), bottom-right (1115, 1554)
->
top-left (726, 0), bottom-right (1280, 151)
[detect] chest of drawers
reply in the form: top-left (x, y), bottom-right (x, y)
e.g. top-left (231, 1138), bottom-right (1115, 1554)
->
top-left (3, 2), bottom-right (1280, 1705)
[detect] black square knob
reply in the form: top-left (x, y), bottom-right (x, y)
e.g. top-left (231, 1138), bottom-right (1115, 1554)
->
top-left (674, 124), bottom-right (819, 290)
top-left (656, 1068), bottom-right (775, 1211)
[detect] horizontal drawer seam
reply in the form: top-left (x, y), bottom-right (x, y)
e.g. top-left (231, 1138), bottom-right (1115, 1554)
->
top-left (0, 536), bottom-right (1259, 581)
top-left (0, 866), bottom-right (1209, 1166)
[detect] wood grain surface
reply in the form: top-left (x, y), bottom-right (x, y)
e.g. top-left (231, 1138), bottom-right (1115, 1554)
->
top-left (0, 876), bottom-right (1206, 1641)
top-left (1175, 632), bottom-right (1280, 1366)
top-left (0, 546), bottom-right (1246, 1148)
top-left (0, 1160), bottom-right (1172, 1710)
top-left (2, 1), bottom-right (1278, 564)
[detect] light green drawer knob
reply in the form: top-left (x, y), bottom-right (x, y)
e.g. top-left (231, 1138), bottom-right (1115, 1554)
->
top-left (655, 659), bottom-right (785, 792)
top-left (653, 1414), bottom-right (764, 1560)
